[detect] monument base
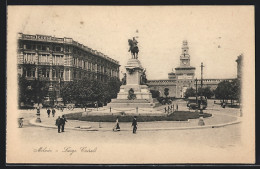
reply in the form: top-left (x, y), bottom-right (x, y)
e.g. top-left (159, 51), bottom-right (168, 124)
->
top-left (106, 58), bottom-right (160, 112)
top-left (107, 84), bottom-right (160, 108)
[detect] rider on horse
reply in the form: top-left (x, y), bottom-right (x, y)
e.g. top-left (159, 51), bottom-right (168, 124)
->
top-left (128, 37), bottom-right (139, 59)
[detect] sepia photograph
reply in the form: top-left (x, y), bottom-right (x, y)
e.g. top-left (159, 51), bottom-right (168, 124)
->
top-left (6, 5), bottom-right (255, 164)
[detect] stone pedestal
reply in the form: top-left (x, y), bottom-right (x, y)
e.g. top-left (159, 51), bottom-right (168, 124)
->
top-left (107, 59), bottom-right (159, 109)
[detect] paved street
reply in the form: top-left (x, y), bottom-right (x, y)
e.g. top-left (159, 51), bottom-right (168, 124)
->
top-left (6, 99), bottom-right (249, 164)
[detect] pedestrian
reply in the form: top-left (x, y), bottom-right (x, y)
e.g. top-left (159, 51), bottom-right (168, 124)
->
top-left (132, 116), bottom-right (137, 134)
top-left (223, 102), bottom-right (226, 108)
top-left (52, 108), bottom-right (56, 117)
top-left (113, 116), bottom-right (120, 131)
top-left (84, 105), bottom-right (87, 112)
top-left (55, 116), bottom-right (62, 133)
top-left (47, 108), bottom-right (51, 117)
top-left (61, 115), bottom-right (68, 132)
top-left (18, 117), bottom-right (23, 128)
top-left (176, 104), bottom-right (178, 111)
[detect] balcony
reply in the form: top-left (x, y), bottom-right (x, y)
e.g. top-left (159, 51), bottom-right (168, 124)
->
top-left (38, 62), bottom-right (51, 66)
top-left (25, 77), bottom-right (36, 80)
top-left (39, 77), bottom-right (50, 81)
top-left (23, 61), bottom-right (37, 65)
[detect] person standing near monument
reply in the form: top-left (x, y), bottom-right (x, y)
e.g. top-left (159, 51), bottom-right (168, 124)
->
top-left (132, 116), bottom-right (138, 134)
top-left (55, 116), bottom-right (62, 133)
top-left (61, 115), bottom-right (67, 132)
top-left (113, 117), bottom-right (120, 131)
top-left (52, 108), bottom-right (56, 117)
top-left (47, 108), bottom-right (51, 117)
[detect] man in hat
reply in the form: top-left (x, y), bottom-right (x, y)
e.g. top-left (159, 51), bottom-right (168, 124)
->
top-left (60, 115), bottom-right (68, 132)
top-left (132, 116), bottom-right (138, 134)
top-left (55, 116), bottom-right (62, 133)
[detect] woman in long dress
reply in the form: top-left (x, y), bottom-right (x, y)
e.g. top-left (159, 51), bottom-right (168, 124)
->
top-left (113, 117), bottom-right (120, 131)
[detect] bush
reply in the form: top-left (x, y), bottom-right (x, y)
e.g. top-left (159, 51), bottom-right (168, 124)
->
top-left (66, 111), bottom-right (212, 122)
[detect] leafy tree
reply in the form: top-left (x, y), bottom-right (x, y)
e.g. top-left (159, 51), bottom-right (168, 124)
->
top-left (230, 79), bottom-right (241, 104)
top-left (200, 87), bottom-right (214, 99)
top-left (214, 80), bottom-right (233, 102)
top-left (150, 90), bottom-right (160, 98)
top-left (18, 76), bottom-right (48, 106)
top-left (184, 87), bottom-right (196, 98)
top-left (164, 88), bottom-right (169, 98)
top-left (60, 77), bottom-right (121, 106)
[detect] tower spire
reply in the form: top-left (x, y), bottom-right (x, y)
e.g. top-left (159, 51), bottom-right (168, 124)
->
top-left (180, 40), bottom-right (190, 66)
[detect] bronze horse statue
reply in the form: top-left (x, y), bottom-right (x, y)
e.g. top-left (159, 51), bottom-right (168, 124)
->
top-left (128, 38), bottom-right (139, 59)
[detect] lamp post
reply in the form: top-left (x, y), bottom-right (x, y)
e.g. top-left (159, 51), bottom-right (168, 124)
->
top-left (35, 97), bottom-right (41, 123)
top-left (195, 78), bottom-right (198, 112)
top-left (35, 62), bottom-right (41, 123)
top-left (198, 63), bottom-right (205, 126)
top-left (199, 62), bottom-right (204, 115)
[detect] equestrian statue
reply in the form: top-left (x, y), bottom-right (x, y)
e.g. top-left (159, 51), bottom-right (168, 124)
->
top-left (128, 37), bottom-right (139, 59)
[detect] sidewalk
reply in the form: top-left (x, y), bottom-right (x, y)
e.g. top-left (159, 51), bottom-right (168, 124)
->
top-left (28, 106), bottom-right (241, 132)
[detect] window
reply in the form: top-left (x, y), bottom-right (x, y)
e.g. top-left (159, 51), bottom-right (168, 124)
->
top-left (74, 71), bottom-right (77, 78)
top-left (42, 46), bottom-right (47, 51)
top-left (60, 71), bottom-right (64, 78)
top-left (65, 46), bottom-right (69, 52)
top-left (26, 44), bottom-right (31, 49)
top-left (37, 45), bottom-right (41, 50)
top-left (55, 46), bottom-right (61, 52)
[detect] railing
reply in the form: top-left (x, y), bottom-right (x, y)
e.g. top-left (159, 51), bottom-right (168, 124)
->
top-left (38, 77), bottom-right (50, 81)
top-left (23, 61), bottom-right (37, 65)
top-left (25, 77), bottom-right (36, 80)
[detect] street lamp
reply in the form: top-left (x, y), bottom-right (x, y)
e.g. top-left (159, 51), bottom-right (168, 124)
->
top-left (195, 78), bottom-right (198, 113)
top-left (199, 62), bottom-right (204, 116)
top-left (198, 63), bottom-right (205, 126)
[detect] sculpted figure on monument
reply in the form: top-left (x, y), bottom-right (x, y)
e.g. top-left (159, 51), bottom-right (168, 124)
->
top-left (121, 73), bottom-right (126, 85)
top-left (127, 88), bottom-right (136, 100)
top-left (140, 69), bottom-right (147, 85)
top-left (128, 37), bottom-right (139, 59)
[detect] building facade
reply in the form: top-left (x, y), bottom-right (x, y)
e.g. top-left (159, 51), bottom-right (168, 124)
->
top-left (17, 33), bottom-right (120, 98)
top-left (147, 40), bottom-right (235, 98)
top-left (236, 54), bottom-right (243, 80)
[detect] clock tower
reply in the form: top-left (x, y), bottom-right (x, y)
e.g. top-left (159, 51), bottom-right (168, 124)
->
top-left (180, 40), bottom-right (190, 66)
top-left (175, 40), bottom-right (196, 98)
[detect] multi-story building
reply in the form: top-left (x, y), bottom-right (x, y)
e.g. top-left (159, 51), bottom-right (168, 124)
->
top-left (147, 40), bottom-right (235, 98)
top-left (17, 33), bottom-right (120, 99)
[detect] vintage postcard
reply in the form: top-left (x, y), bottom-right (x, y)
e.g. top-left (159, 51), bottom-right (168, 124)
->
top-left (6, 6), bottom-right (255, 164)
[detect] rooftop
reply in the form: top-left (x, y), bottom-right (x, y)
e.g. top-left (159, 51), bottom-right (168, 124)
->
top-left (18, 33), bottom-right (120, 65)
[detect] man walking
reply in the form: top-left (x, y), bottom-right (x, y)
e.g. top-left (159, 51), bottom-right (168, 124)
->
top-left (52, 108), bottom-right (56, 117)
top-left (55, 116), bottom-right (62, 133)
top-left (132, 116), bottom-right (137, 134)
top-left (61, 115), bottom-right (67, 132)
top-left (47, 108), bottom-right (51, 117)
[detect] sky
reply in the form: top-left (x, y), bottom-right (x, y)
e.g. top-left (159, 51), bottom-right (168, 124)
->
top-left (8, 6), bottom-right (254, 80)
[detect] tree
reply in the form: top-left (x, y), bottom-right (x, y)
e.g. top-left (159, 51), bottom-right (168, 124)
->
top-left (201, 87), bottom-right (214, 99)
top-left (164, 88), bottom-right (169, 98)
top-left (184, 87), bottom-right (196, 98)
top-left (60, 77), bottom-right (121, 106)
top-left (18, 76), bottom-right (48, 106)
top-left (214, 80), bottom-right (233, 102)
top-left (150, 90), bottom-right (160, 98)
top-left (230, 79), bottom-right (241, 105)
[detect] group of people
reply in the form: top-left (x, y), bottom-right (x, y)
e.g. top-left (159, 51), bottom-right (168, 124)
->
top-left (113, 116), bottom-right (138, 134)
top-left (46, 108), bottom-right (56, 117)
top-left (55, 115), bottom-right (67, 133)
top-left (164, 104), bottom-right (178, 114)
